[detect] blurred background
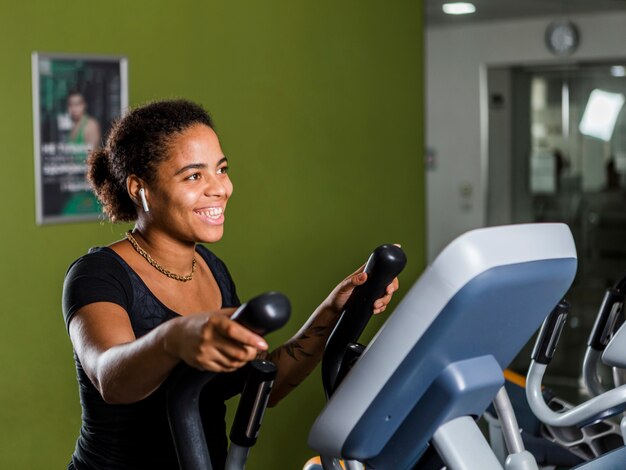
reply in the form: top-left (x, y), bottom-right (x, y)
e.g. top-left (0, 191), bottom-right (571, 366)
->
top-left (1, 0), bottom-right (626, 468)
top-left (425, 0), bottom-right (626, 403)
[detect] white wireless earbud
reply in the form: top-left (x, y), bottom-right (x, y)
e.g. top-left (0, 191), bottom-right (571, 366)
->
top-left (139, 188), bottom-right (150, 212)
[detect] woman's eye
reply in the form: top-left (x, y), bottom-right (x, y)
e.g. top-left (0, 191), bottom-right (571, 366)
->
top-left (217, 166), bottom-right (229, 175)
top-left (187, 173), bottom-right (201, 180)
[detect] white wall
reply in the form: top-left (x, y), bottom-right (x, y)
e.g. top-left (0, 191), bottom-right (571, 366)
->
top-left (426, 11), bottom-right (626, 261)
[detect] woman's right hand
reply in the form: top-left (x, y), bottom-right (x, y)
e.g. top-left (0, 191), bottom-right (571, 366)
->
top-left (166, 310), bottom-right (269, 373)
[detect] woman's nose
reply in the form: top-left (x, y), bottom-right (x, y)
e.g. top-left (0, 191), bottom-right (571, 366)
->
top-left (205, 175), bottom-right (227, 197)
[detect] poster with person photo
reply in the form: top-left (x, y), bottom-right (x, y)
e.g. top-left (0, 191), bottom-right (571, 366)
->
top-left (32, 52), bottom-right (128, 224)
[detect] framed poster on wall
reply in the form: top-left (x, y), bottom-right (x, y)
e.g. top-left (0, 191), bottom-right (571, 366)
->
top-left (32, 52), bottom-right (128, 224)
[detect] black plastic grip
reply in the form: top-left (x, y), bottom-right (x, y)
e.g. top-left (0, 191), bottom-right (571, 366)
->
top-left (334, 342), bottom-right (365, 389)
top-left (231, 291), bottom-right (292, 336)
top-left (322, 244), bottom-right (407, 397)
top-left (229, 359), bottom-right (277, 447)
top-left (531, 300), bottom-right (569, 365)
top-left (613, 273), bottom-right (626, 294)
top-left (588, 288), bottom-right (625, 351)
top-left (167, 292), bottom-right (290, 470)
top-left (166, 366), bottom-right (216, 469)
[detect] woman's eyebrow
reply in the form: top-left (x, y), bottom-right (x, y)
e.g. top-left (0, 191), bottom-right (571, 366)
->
top-left (174, 157), bottom-right (228, 176)
top-left (174, 163), bottom-right (207, 175)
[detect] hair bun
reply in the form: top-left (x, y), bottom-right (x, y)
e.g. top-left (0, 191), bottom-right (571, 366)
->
top-left (87, 148), bottom-right (111, 191)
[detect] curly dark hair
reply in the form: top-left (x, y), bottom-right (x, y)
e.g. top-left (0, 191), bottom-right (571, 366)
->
top-left (87, 99), bottom-right (214, 222)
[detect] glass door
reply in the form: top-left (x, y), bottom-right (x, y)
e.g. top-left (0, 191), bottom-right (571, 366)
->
top-left (488, 61), bottom-right (626, 399)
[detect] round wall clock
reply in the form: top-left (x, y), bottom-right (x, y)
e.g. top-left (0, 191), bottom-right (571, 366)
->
top-left (545, 20), bottom-right (580, 57)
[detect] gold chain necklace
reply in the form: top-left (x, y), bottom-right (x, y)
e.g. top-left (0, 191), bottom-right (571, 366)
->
top-left (125, 231), bottom-right (196, 282)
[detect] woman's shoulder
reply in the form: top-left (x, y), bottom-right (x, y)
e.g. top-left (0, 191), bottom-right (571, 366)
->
top-left (85, 116), bottom-right (100, 131)
top-left (62, 247), bottom-right (134, 331)
top-left (68, 246), bottom-right (116, 264)
top-left (65, 247), bottom-right (128, 280)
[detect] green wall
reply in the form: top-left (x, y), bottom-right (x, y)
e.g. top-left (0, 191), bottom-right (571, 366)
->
top-left (0, 1), bottom-right (424, 467)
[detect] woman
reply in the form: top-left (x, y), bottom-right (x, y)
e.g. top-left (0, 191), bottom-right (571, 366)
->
top-left (62, 91), bottom-right (102, 215)
top-left (62, 99), bottom-right (398, 469)
top-left (67, 90), bottom-right (101, 153)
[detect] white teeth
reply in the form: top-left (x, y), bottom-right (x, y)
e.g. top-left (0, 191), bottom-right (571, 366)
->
top-left (198, 208), bottom-right (223, 219)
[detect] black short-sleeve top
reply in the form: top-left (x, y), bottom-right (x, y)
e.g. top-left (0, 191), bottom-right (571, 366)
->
top-left (62, 245), bottom-right (243, 470)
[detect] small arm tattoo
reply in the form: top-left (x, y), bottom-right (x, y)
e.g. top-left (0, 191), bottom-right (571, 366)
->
top-left (282, 341), bottom-right (314, 360)
top-left (310, 325), bottom-right (330, 337)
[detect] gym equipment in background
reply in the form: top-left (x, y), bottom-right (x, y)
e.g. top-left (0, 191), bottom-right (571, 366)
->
top-left (484, 369), bottom-right (586, 468)
top-left (526, 278), bottom-right (626, 469)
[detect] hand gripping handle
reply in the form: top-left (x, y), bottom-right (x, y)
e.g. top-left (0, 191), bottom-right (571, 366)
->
top-left (167, 292), bottom-right (291, 470)
top-left (531, 300), bottom-right (569, 365)
top-left (322, 244), bottom-right (407, 397)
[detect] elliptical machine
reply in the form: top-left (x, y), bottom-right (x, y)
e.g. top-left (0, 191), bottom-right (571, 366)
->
top-left (308, 223), bottom-right (578, 469)
top-left (524, 275), bottom-right (626, 469)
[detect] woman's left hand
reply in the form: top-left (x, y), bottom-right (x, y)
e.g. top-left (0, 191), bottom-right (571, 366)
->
top-left (324, 265), bottom-right (399, 315)
top-left (264, 258), bottom-right (400, 406)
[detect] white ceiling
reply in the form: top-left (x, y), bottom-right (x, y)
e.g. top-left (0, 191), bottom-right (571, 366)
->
top-left (426, 0), bottom-right (626, 26)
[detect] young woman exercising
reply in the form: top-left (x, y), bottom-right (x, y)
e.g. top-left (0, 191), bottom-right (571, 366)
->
top-left (62, 99), bottom-right (398, 469)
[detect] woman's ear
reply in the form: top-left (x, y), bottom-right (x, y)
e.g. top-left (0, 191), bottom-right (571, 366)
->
top-left (139, 188), bottom-right (150, 212)
top-left (127, 176), bottom-right (149, 212)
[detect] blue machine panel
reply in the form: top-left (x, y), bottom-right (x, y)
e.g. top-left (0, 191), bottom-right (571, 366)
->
top-left (342, 258), bottom-right (577, 468)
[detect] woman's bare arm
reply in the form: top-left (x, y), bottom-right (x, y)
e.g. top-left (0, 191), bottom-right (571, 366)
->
top-left (262, 269), bottom-right (398, 406)
top-left (69, 302), bottom-right (267, 405)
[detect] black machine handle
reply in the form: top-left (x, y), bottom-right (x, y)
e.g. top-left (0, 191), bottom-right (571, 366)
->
top-left (230, 292), bottom-right (291, 336)
top-left (531, 300), bottom-right (569, 365)
top-left (334, 342), bottom-right (365, 390)
top-left (588, 288), bottom-right (625, 351)
top-left (613, 273), bottom-right (626, 294)
top-left (167, 292), bottom-right (291, 470)
top-left (322, 244), bottom-right (407, 397)
top-left (229, 359), bottom-right (277, 447)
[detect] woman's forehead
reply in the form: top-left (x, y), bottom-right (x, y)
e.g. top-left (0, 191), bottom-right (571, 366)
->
top-left (160, 124), bottom-right (225, 168)
top-left (172, 124), bottom-right (219, 150)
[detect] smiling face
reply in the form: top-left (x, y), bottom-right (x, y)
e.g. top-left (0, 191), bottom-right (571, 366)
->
top-left (147, 123), bottom-right (233, 244)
